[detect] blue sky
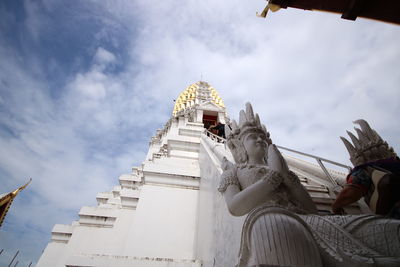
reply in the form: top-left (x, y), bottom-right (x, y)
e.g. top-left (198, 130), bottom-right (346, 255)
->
top-left (1, 0), bottom-right (400, 265)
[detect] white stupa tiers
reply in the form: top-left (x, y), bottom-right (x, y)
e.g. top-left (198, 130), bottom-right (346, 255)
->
top-left (37, 82), bottom-right (363, 267)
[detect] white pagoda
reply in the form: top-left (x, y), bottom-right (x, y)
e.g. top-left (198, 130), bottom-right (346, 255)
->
top-left (37, 82), bottom-right (358, 267)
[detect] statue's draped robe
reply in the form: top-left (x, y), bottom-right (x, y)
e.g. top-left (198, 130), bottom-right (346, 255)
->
top-left (219, 166), bottom-right (400, 266)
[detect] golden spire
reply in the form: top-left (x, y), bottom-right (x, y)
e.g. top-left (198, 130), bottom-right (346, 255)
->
top-left (172, 81), bottom-right (225, 116)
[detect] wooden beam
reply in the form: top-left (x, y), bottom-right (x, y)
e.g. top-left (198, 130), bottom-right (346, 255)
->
top-left (341, 0), bottom-right (367, 20)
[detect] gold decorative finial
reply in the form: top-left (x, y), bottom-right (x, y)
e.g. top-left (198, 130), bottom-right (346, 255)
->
top-left (0, 178), bottom-right (32, 227)
top-left (172, 81), bottom-right (225, 116)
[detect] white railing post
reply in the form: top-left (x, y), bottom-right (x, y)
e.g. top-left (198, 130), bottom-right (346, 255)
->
top-left (204, 129), bottom-right (226, 143)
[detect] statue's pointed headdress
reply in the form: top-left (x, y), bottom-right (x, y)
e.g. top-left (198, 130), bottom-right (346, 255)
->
top-left (225, 102), bottom-right (272, 164)
top-left (340, 119), bottom-right (397, 166)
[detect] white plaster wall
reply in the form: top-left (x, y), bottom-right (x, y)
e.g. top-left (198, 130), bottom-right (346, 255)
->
top-left (217, 112), bottom-right (226, 124)
top-left (71, 210), bottom-right (135, 255)
top-left (38, 209), bottom-right (136, 267)
top-left (144, 157), bottom-right (200, 178)
top-left (37, 113), bottom-right (210, 267)
top-left (36, 242), bottom-right (68, 267)
top-left (38, 183), bottom-right (200, 266)
top-left (196, 110), bottom-right (203, 123)
top-left (146, 142), bottom-right (161, 161)
top-left (66, 255), bottom-right (201, 267)
top-left (196, 138), bottom-right (245, 267)
top-left (124, 184), bottom-right (199, 260)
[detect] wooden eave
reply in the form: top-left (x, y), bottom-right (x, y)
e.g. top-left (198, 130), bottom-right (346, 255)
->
top-left (269, 0), bottom-right (400, 25)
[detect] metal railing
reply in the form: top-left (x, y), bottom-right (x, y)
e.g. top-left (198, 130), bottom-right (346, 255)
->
top-left (276, 145), bottom-right (351, 187)
top-left (202, 129), bottom-right (351, 187)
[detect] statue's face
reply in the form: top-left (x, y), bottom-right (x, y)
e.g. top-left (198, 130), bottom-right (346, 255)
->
top-left (242, 131), bottom-right (268, 161)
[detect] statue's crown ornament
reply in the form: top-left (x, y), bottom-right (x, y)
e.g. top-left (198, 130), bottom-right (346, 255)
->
top-left (340, 119), bottom-right (397, 166)
top-left (225, 103), bottom-right (272, 164)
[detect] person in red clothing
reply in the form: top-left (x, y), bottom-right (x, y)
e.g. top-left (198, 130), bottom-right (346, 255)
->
top-left (332, 120), bottom-right (400, 218)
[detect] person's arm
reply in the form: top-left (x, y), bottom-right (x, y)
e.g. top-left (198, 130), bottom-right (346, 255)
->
top-left (331, 185), bottom-right (365, 214)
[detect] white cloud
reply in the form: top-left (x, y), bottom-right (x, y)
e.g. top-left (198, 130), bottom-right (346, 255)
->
top-left (90, 0), bottom-right (400, 163)
top-left (73, 71), bottom-right (108, 100)
top-left (94, 47), bottom-right (117, 66)
top-left (0, 42), bottom-right (152, 266)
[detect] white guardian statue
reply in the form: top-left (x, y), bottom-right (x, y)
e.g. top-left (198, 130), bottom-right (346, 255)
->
top-left (218, 102), bottom-right (400, 267)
